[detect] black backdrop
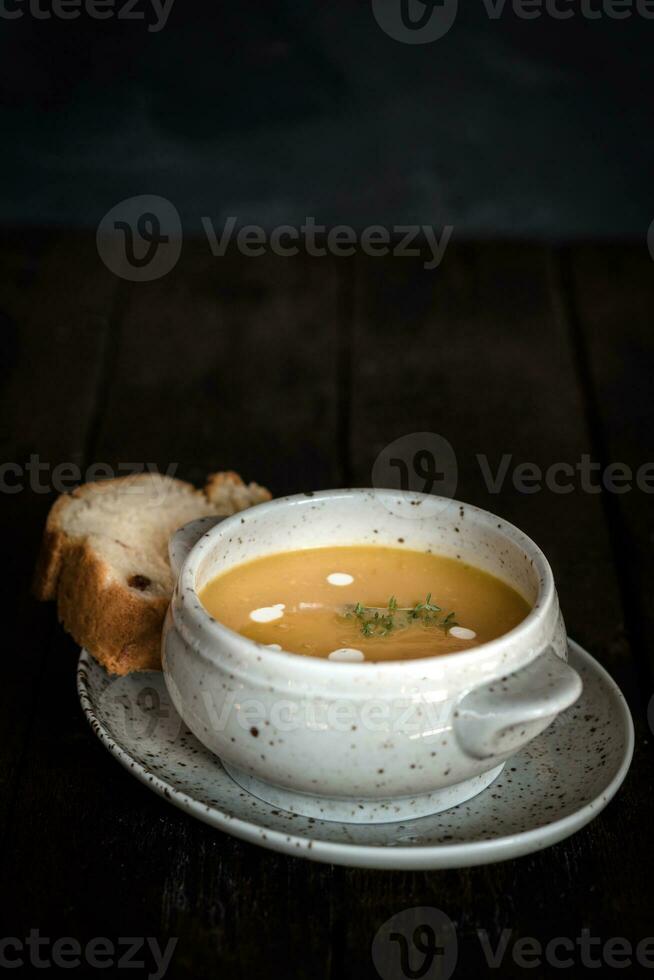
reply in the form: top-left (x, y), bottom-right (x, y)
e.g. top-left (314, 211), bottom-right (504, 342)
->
top-left (2, 5), bottom-right (654, 979)
top-left (1, 0), bottom-right (652, 236)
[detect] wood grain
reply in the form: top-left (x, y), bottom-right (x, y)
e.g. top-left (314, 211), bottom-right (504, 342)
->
top-left (2, 239), bottom-right (347, 980)
top-left (341, 243), bottom-right (651, 979)
top-left (0, 231), bottom-right (118, 840)
top-left (2, 236), bottom-right (652, 979)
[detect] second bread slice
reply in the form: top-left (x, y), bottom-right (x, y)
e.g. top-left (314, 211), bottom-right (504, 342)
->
top-left (33, 471), bottom-right (271, 675)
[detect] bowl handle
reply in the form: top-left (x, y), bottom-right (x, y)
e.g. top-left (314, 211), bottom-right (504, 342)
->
top-left (168, 516), bottom-right (226, 580)
top-left (452, 646), bottom-right (582, 761)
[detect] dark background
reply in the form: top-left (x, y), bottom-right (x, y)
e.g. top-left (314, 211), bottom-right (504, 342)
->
top-left (1, 0), bottom-right (652, 236)
top-left (2, 3), bottom-right (654, 979)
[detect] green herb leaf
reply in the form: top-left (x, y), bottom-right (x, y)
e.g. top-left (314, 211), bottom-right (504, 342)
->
top-left (342, 595), bottom-right (457, 638)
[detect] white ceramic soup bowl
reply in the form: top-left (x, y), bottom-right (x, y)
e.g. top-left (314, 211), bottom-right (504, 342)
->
top-left (161, 489), bottom-right (582, 824)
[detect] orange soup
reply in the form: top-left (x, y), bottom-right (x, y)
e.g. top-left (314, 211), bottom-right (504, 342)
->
top-left (198, 546), bottom-right (530, 662)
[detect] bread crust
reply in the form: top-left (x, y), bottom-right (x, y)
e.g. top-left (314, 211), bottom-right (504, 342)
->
top-left (32, 472), bottom-right (270, 675)
top-left (56, 538), bottom-right (166, 674)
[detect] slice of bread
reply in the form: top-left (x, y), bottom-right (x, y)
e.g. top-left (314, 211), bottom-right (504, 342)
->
top-left (33, 471), bottom-right (271, 675)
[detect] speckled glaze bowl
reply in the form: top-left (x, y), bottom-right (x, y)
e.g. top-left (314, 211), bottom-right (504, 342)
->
top-left (161, 490), bottom-right (582, 824)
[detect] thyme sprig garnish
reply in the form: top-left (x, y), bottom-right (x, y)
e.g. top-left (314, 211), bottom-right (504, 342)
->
top-left (345, 595), bottom-right (458, 638)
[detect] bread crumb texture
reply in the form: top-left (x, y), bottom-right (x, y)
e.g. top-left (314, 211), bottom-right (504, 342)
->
top-left (33, 471), bottom-right (271, 675)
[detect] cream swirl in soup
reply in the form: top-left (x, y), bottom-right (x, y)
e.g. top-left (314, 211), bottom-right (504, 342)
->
top-left (199, 546), bottom-right (531, 662)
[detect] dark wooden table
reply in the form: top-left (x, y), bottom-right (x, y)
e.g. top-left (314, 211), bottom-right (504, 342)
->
top-left (2, 232), bottom-right (653, 978)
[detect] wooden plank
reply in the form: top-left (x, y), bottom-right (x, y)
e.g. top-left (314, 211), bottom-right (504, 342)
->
top-left (6, 238), bottom-right (652, 979)
top-left (89, 243), bottom-right (348, 493)
top-left (338, 243), bottom-right (652, 978)
top-left (564, 244), bottom-right (654, 686)
top-left (2, 242), bottom-right (346, 979)
top-left (0, 231), bottom-right (118, 838)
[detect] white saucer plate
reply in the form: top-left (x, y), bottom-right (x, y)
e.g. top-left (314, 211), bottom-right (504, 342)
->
top-left (77, 641), bottom-right (634, 870)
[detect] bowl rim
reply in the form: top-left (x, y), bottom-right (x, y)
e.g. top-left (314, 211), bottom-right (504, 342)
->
top-left (173, 488), bottom-right (557, 677)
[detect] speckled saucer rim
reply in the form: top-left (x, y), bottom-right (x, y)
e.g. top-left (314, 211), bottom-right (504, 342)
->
top-left (77, 641), bottom-right (634, 870)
